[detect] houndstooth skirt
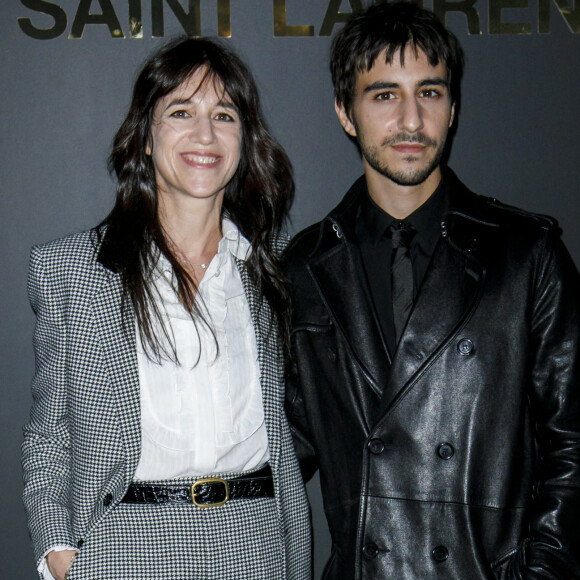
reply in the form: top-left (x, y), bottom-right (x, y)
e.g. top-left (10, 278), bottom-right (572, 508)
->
top-left (66, 489), bottom-right (282, 579)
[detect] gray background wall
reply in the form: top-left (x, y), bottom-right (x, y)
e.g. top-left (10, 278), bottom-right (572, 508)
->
top-left (1, 1), bottom-right (579, 578)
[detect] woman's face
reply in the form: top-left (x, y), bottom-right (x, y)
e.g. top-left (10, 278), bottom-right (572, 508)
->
top-left (147, 68), bottom-right (242, 207)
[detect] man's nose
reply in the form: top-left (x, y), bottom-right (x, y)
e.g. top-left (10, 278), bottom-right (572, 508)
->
top-left (397, 97), bottom-right (424, 133)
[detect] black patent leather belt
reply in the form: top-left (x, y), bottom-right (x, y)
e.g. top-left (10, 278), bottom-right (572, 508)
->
top-left (121, 465), bottom-right (273, 508)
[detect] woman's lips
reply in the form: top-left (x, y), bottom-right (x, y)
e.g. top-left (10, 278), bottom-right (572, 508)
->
top-left (181, 152), bottom-right (221, 167)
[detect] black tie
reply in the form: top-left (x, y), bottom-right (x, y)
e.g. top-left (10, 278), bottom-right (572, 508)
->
top-left (390, 221), bottom-right (415, 344)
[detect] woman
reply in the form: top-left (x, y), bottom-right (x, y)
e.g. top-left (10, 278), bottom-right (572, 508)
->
top-left (22, 38), bottom-right (311, 580)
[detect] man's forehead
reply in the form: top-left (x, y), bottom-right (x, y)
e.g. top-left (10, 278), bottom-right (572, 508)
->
top-left (357, 46), bottom-right (449, 82)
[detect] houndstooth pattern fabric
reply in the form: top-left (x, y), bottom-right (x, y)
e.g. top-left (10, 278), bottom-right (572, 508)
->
top-left (22, 229), bottom-right (311, 579)
top-left (67, 496), bottom-right (282, 579)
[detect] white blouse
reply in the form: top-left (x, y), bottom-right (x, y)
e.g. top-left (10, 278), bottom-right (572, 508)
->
top-left (134, 219), bottom-right (270, 480)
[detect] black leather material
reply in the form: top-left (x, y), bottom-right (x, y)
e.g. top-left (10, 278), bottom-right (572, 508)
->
top-left (121, 466), bottom-right (274, 505)
top-left (285, 168), bottom-right (580, 579)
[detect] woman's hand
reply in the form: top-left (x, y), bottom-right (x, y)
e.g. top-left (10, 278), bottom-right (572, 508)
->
top-left (46, 549), bottom-right (78, 580)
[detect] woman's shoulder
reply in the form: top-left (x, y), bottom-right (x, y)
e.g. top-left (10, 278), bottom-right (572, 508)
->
top-left (31, 228), bottom-right (104, 271)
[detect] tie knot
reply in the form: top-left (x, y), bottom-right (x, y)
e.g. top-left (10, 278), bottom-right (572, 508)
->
top-left (390, 222), bottom-right (415, 249)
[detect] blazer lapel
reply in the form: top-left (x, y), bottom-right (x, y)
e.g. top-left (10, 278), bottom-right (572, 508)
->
top-left (308, 240), bottom-right (391, 399)
top-left (236, 258), bottom-right (282, 470)
top-left (377, 235), bottom-right (485, 416)
top-left (90, 265), bottom-right (141, 479)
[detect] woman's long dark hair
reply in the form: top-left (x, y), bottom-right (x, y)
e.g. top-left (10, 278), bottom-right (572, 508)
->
top-left (102, 37), bottom-right (294, 361)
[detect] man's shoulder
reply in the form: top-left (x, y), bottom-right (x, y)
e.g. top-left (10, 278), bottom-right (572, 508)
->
top-left (447, 171), bottom-right (559, 236)
top-left (479, 197), bottom-right (557, 230)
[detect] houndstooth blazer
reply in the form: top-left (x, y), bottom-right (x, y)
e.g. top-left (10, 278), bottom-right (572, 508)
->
top-left (22, 228), bottom-right (311, 578)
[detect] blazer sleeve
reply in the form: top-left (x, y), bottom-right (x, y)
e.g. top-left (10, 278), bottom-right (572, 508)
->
top-left (22, 245), bottom-right (75, 564)
top-left (513, 228), bottom-right (580, 578)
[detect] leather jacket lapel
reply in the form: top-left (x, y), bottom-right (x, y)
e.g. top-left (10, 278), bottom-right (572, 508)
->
top-left (377, 225), bottom-right (485, 417)
top-left (309, 231), bottom-right (391, 399)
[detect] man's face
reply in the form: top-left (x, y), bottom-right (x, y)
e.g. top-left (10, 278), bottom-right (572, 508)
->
top-left (336, 46), bottom-right (455, 192)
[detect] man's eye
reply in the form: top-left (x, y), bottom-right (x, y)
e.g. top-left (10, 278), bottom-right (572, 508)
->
top-left (420, 89), bottom-right (440, 98)
top-left (170, 109), bottom-right (190, 118)
top-left (376, 92), bottom-right (395, 101)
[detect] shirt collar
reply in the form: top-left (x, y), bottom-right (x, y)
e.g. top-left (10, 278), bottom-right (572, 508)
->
top-left (219, 217), bottom-right (251, 262)
top-left (356, 171), bottom-right (449, 245)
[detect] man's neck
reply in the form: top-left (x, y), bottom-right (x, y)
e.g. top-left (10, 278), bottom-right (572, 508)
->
top-left (366, 166), bottom-right (443, 220)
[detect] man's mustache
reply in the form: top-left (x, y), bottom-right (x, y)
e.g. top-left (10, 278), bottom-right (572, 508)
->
top-left (381, 133), bottom-right (437, 148)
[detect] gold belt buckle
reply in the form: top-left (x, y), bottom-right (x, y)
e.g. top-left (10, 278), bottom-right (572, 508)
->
top-left (191, 477), bottom-right (230, 508)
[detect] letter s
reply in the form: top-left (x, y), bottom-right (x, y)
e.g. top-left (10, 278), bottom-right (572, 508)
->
top-left (18, 0), bottom-right (67, 40)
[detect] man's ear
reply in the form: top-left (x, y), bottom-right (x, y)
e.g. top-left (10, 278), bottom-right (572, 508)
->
top-left (449, 102), bottom-right (456, 128)
top-left (335, 99), bottom-right (357, 138)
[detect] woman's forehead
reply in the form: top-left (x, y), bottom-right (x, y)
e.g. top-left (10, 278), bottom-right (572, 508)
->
top-left (165, 67), bottom-right (229, 104)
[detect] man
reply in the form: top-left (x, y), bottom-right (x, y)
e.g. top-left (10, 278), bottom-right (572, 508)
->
top-left (285, 2), bottom-right (580, 578)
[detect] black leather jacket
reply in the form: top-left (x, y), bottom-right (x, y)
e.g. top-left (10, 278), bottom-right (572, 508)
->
top-left (285, 169), bottom-right (580, 579)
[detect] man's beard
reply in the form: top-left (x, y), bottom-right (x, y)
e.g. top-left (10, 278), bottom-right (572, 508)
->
top-left (357, 130), bottom-right (447, 187)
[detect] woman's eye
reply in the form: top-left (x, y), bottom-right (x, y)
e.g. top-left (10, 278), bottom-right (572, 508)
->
top-left (170, 109), bottom-right (190, 118)
top-left (215, 112), bottom-right (235, 122)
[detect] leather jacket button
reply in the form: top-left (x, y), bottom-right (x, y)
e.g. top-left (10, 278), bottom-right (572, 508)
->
top-left (368, 438), bottom-right (385, 455)
top-left (363, 542), bottom-right (379, 560)
top-left (437, 442), bottom-right (455, 460)
top-left (457, 338), bottom-right (474, 355)
top-left (103, 493), bottom-right (113, 507)
top-left (432, 545), bottom-right (449, 562)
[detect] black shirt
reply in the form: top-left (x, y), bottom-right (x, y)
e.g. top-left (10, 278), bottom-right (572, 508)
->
top-left (355, 174), bottom-right (449, 356)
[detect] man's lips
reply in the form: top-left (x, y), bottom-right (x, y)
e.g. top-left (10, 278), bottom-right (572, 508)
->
top-left (392, 143), bottom-right (426, 154)
top-left (181, 152), bottom-right (221, 166)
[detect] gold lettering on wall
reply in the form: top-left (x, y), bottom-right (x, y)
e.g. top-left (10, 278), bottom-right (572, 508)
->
top-left (129, 0), bottom-right (143, 38)
top-left (19, 0), bottom-right (67, 40)
top-left (16, 0), bottom-right (580, 38)
top-left (434, 0), bottom-right (482, 34)
top-left (217, 0), bottom-right (231, 37)
top-left (152, 0), bottom-right (200, 38)
top-left (273, 0), bottom-right (314, 36)
top-left (319, 0), bottom-right (363, 36)
top-left (69, 0), bottom-right (124, 38)
top-left (538, 0), bottom-right (580, 33)
top-left (489, 0), bottom-right (532, 34)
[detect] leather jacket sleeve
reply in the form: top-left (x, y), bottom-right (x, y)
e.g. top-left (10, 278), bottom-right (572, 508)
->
top-left (285, 353), bottom-right (319, 483)
top-left (507, 228), bottom-right (580, 579)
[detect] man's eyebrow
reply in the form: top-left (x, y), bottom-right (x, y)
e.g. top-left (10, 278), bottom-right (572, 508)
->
top-left (417, 77), bottom-right (449, 87)
top-left (363, 81), bottom-right (399, 94)
top-left (362, 77), bottom-right (449, 94)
